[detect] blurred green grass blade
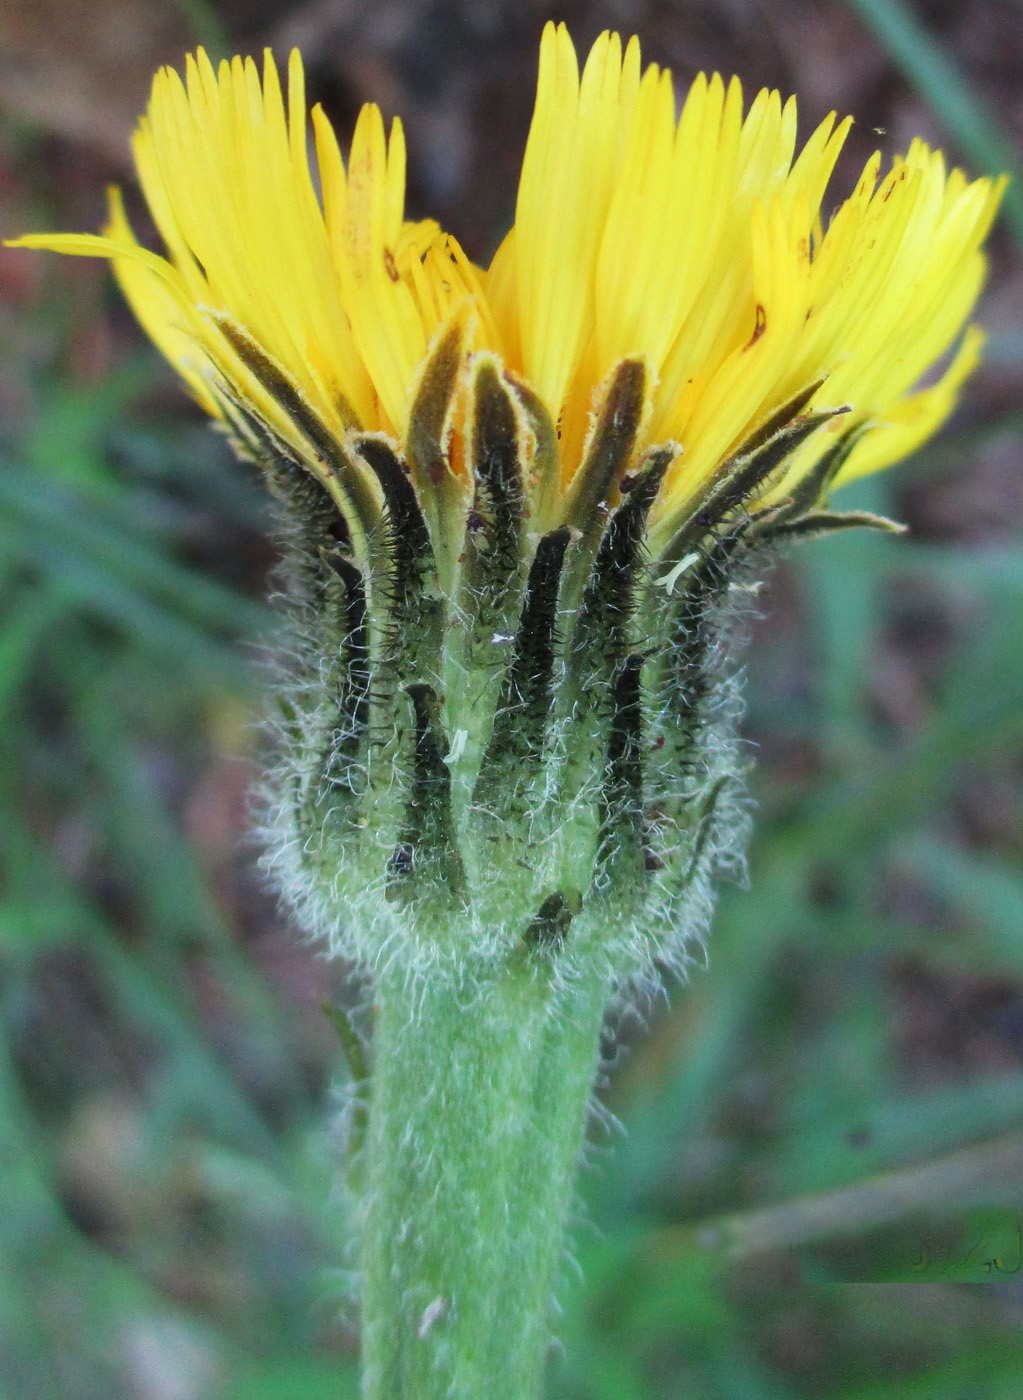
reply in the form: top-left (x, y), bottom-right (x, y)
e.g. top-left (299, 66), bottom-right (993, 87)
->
top-left (895, 834), bottom-right (1023, 974)
top-left (593, 854), bottom-right (814, 1216)
top-left (0, 777), bottom-right (115, 955)
top-left (665, 1130), bottom-right (1023, 1267)
top-left (554, 1343), bottom-right (650, 1400)
top-left (21, 365), bottom-right (155, 485)
top-left (110, 422), bottom-right (271, 532)
top-left (72, 674), bottom-right (233, 945)
top-left (91, 919), bottom-right (284, 1161)
top-left (767, 1071), bottom-right (1023, 1199)
top-left (172, 0), bottom-right (229, 59)
top-left (903, 542), bottom-right (1023, 596)
top-left (934, 602), bottom-right (1023, 743)
top-left (0, 515), bottom-right (251, 686)
top-left (765, 980), bottom-right (890, 1196)
top-left (213, 1357), bottom-right (361, 1400)
top-left (0, 1031), bottom-right (82, 1400)
top-left (2, 821), bottom-right (284, 1163)
top-left (860, 1075), bottom-right (1023, 1170)
top-left (833, 1336), bottom-right (1023, 1400)
top-left (0, 1012), bottom-right (67, 1250)
top-left (844, 0), bottom-right (1023, 246)
top-left (556, 1232), bottom-right (707, 1399)
top-left (0, 469), bottom-right (270, 638)
top-left (0, 585), bottom-right (71, 720)
top-left (0, 1016), bottom-right (166, 1400)
top-left (561, 1233), bottom-right (798, 1400)
top-left (800, 475), bottom-right (892, 752)
top-left (70, 672), bottom-right (316, 1091)
top-left (803, 658), bottom-right (1023, 861)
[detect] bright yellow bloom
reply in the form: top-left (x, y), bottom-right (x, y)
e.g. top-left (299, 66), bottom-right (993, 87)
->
top-left (11, 23), bottom-right (1004, 553)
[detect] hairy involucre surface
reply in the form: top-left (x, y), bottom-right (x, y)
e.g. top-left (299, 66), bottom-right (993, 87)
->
top-left (252, 346), bottom-right (850, 991)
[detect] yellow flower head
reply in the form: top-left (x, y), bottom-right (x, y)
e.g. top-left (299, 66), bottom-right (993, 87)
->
top-left (11, 23), bottom-right (1004, 558)
top-left (11, 23), bottom-right (1008, 984)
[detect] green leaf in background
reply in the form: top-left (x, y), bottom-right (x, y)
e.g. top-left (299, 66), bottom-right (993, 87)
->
top-left (844, 0), bottom-right (1023, 247)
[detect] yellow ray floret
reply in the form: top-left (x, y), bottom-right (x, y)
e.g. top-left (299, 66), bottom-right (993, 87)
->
top-left (9, 24), bottom-right (1005, 546)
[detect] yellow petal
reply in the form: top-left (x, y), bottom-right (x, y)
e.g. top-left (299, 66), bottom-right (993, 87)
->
top-left (513, 24), bottom-right (638, 424)
top-left (837, 326), bottom-right (985, 484)
top-left (10, 26), bottom-right (1004, 541)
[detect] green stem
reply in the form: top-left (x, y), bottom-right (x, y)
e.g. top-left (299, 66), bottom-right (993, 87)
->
top-left (359, 955), bottom-right (610, 1400)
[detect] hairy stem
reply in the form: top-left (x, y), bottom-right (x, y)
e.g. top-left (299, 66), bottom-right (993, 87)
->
top-left (358, 955), bottom-right (610, 1400)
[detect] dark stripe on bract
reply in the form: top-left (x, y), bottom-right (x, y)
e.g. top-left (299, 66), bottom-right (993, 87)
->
top-left (572, 447), bottom-right (673, 686)
top-left (766, 508), bottom-right (906, 542)
top-left (406, 320), bottom-right (463, 493)
top-left (211, 315), bottom-right (379, 539)
top-left (403, 319), bottom-right (470, 593)
top-left (562, 359), bottom-right (647, 544)
top-left (597, 652), bottom-right (649, 883)
top-left (681, 774), bottom-right (732, 887)
top-left (213, 388), bottom-right (353, 560)
top-left (760, 424), bottom-right (866, 527)
top-left (473, 526), bottom-right (571, 814)
top-left (669, 519), bottom-right (750, 690)
top-left (665, 406), bottom-right (849, 569)
top-left (353, 436), bottom-right (440, 694)
top-left (215, 316), bottom-right (360, 437)
top-left (355, 438), bottom-right (433, 583)
top-left (468, 359), bottom-right (526, 592)
top-left (733, 377), bottom-right (827, 457)
top-left (219, 393), bottom-right (371, 835)
top-left (387, 683), bottom-right (465, 902)
top-left (275, 457), bottom-right (352, 553)
top-left (459, 362), bottom-right (528, 665)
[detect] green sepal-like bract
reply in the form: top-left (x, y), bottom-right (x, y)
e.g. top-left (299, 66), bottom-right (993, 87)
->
top-left (255, 354), bottom-right (873, 988)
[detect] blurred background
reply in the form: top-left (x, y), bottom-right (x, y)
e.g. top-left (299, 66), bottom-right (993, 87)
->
top-left (1, 0), bottom-right (1023, 1396)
